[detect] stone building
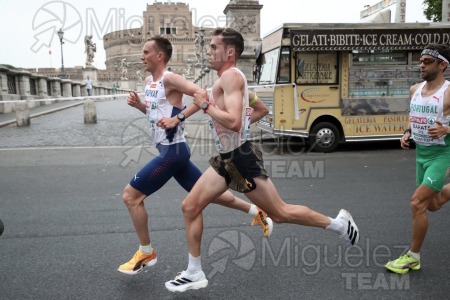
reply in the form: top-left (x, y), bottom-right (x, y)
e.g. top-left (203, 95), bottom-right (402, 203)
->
top-left (103, 2), bottom-right (197, 81)
top-left (0, 0), bottom-right (266, 115)
top-left (102, 0), bottom-right (263, 88)
top-left (21, 1), bottom-right (264, 87)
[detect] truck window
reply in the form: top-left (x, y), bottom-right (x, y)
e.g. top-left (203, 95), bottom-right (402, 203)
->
top-left (258, 48), bottom-right (280, 84)
top-left (277, 46), bottom-right (290, 83)
top-left (295, 52), bottom-right (338, 85)
top-left (348, 50), bottom-right (419, 99)
top-left (352, 50), bottom-right (407, 65)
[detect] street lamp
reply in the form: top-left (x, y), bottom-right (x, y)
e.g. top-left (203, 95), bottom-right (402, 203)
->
top-left (57, 28), bottom-right (67, 79)
top-left (203, 66), bottom-right (210, 84)
top-left (199, 27), bottom-right (205, 86)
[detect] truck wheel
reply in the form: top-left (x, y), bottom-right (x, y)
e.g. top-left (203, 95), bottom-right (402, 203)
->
top-left (309, 122), bottom-right (340, 152)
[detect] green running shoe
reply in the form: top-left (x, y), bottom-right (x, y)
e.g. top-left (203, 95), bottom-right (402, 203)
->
top-left (385, 253), bottom-right (420, 274)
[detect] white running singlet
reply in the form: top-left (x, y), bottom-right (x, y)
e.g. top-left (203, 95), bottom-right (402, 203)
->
top-left (208, 68), bottom-right (253, 153)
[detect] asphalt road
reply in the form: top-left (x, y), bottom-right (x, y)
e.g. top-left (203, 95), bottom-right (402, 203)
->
top-left (0, 99), bottom-right (449, 299)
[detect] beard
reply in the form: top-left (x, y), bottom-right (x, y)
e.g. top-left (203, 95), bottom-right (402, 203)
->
top-left (421, 70), bottom-right (438, 82)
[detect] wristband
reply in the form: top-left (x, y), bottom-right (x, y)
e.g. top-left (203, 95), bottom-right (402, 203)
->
top-left (404, 129), bottom-right (411, 135)
top-left (249, 94), bottom-right (258, 106)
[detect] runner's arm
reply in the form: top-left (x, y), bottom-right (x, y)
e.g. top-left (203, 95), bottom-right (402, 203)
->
top-left (248, 91), bottom-right (269, 124)
top-left (156, 73), bottom-right (202, 128)
top-left (127, 91), bottom-right (146, 114)
top-left (195, 71), bottom-right (244, 132)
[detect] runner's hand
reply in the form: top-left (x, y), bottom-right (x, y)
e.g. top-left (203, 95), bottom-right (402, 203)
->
top-left (193, 85), bottom-right (208, 108)
top-left (127, 91), bottom-right (140, 107)
top-left (428, 121), bottom-right (448, 139)
top-left (400, 133), bottom-right (410, 149)
top-left (157, 117), bottom-right (179, 129)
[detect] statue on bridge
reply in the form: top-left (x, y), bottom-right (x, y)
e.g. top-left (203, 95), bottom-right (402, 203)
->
top-left (120, 59), bottom-right (128, 80)
top-left (136, 70), bottom-right (144, 82)
top-left (84, 35), bottom-right (96, 68)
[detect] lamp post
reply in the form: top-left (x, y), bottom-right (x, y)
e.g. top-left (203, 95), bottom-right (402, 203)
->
top-left (57, 28), bottom-right (67, 79)
top-left (199, 27), bottom-right (205, 86)
top-left (204, 65), bottom-right (210, 84)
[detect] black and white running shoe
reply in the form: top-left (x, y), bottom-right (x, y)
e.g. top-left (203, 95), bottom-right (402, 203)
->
top-left (165, 270), bottom-right (208, 292)
top-left (336, 209), bottom-right (360, 246)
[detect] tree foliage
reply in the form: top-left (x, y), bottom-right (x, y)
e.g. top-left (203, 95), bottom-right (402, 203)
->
top-left (423, 0), bottom-right (442, 22)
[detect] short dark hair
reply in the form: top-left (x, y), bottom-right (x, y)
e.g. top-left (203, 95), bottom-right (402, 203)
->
top-left (147, 35), bottom-right (173, 62)
top-left (212, 27), bottom-right (244, 58)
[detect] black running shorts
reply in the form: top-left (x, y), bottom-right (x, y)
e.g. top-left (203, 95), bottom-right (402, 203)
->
top-left (209, 141), bottom-right (268, 193)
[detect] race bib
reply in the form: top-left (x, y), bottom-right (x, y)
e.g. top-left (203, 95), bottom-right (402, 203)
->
top-left (209, 119), bottom-right (223, 151)
top-left (242, 106), bottom-right (253, 141)
top-left (147, 100), bottom-right (158, 128)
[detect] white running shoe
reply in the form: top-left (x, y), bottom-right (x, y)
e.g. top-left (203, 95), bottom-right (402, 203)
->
top-left (165, 270), bottom-right (208, 293)
top-left (336, 209), bottom-right (359, 246)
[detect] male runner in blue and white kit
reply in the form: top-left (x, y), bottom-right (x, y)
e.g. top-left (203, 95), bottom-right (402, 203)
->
top-left (386, 44), bottom-right (450, 274)
top-left (165, 27), bottom-right (360, 293)
top-left (118, 36), bottom-right (272, 275)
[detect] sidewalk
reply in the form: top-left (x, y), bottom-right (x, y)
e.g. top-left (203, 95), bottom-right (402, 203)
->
top-left (0, 100), bottom-right (85, 128)
top-left (0, 97), bottom-right (265, 149)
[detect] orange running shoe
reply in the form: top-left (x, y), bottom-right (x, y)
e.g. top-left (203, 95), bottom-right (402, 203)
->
top-left (251, 207), bottom-right (273, 237)
top-left (117, 250), bottom-right (157, 275)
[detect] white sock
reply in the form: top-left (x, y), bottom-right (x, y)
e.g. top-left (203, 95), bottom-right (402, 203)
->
top-left (139, 244), bottom-right (153, 254)
top-left (408, 250), bottom-right (420, 260)
top-left (186, 253), bottom-right (202, 275)
top-left (326, 217), bottom-right (345, 234)
top-left (248, 204), bottom-right (258, 216)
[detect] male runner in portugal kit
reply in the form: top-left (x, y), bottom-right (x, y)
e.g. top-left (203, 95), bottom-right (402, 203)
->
top-left (386, 44), bottom-right (450, 274)
top-left (118, 35), bottom-right (273, 275)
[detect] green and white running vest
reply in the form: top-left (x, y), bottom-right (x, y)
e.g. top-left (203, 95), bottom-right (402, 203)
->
top-left (410, 80), bottom-right (450, 146)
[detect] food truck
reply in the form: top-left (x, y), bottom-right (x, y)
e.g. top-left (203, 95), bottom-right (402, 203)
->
top-left (254, 23), bottom-right (450, 152)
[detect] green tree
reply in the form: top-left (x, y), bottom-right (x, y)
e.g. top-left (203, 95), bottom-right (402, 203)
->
top-left (423, 0), bottom-right (442, 22)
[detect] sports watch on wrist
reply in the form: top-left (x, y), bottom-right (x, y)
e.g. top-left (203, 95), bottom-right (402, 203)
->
top-left (201, 101), bottom-right (209, 112)
top-left (177, 112), bottom-right (186, 122)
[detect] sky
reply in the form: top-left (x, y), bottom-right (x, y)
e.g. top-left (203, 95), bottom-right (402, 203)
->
top-left (0, 0), bottom-right (430, 70)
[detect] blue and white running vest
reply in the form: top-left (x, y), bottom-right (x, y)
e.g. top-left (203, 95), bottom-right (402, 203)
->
top-left (144, 71), bottom-right (186, 146)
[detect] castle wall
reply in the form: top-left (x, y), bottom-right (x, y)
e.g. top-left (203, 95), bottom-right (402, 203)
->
top-left (15, 1), bottom-right (262, 94)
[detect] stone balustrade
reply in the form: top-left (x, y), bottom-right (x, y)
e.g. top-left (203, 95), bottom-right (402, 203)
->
top-left (0, 66), bottom-right (130, 114)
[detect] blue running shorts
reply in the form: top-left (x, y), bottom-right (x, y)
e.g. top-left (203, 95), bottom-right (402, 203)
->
top-left (129, 142), bottom-right (201, 196)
